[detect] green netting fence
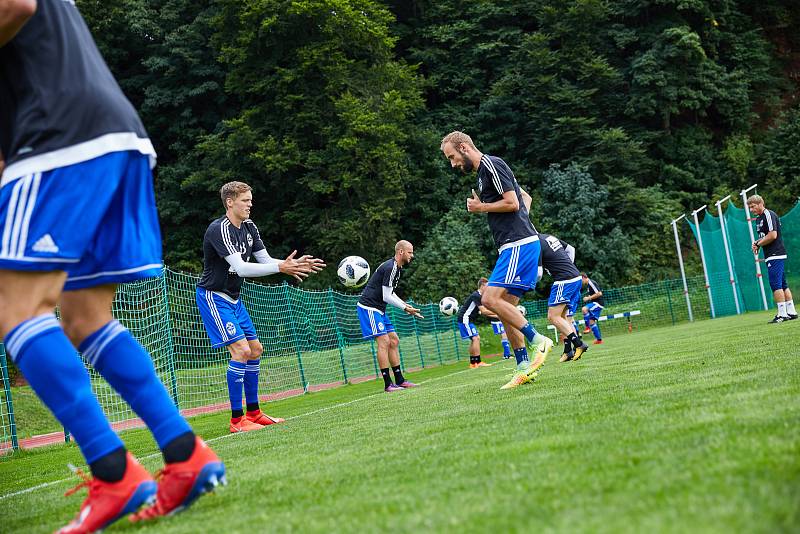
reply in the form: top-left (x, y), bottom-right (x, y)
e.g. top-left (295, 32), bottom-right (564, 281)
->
top-left (0, 261), bottom-right (784, 453)
top-left (687, 199), bottom-right (800, 317)
top-left (0, 269), bottom-right (466, 452)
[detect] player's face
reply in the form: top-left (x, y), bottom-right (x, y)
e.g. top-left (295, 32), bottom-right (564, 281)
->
top-left (228, 191), bottom-right (253, 220)
top-left (748, 202), bottom-right (764, 215)
top-left (399, 246), bottom-right (415, 266)
top-left (442, 143), bottom-right (473, 173)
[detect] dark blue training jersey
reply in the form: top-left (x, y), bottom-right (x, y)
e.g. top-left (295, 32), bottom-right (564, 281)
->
top-left (755, 209), bottom-right (787, 261)
top-left (584, 278), bottom-right (604, 307)
top-left (476, 155), bottom-right (537, 249)
top-left (358, 258), bottom-right (401, 314)
top-left (197, 217), bottom-right (266, 300)
top-left (457, 291), bottom-right (482, 323)
top-left (0, 0), bottom-right (154, 185)
top-left (539, 234), bottom-right (580, 281)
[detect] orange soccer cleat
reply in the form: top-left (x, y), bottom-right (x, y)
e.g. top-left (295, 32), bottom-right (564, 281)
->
top-left (130, 437), bottom-right (225, 521)
top-left (57, 452), bottom-right (156, 534)
top-left (246, 410), bottom-right (285, 426)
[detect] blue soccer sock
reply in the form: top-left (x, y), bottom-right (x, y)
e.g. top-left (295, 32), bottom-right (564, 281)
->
top-left (227, 360), bottom-right (246, 417)
top-left (244, 358), bottom-right (260, 411)
top-left (519, 322), bottom-right (538, 343)
top-left (501, 339), bottom-right (511, 357)
top-left (79, 320), bottom-right (192, 450)
top-left (591, 323), bottom-right (602, 340)
top-left (513, 347), bottom-right (530, 366)
top-left (6, 314), bottom-right (123, 464)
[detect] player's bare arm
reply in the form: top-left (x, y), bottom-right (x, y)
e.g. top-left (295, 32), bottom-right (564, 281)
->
top-left (520, 188), bottom-right (532, 212)
top-left (467, 189), bottom-right (519, 213)
top-left (0, 0), bottom-right (36, 46)
top-left (753, 230), bottom-right (778, 253)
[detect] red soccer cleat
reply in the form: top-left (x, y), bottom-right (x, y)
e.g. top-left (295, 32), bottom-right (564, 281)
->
top-left (582, 327), bottom-right (591, 334)
top-left (246, 410), bottom-right (285, 426)
top-left (130, 437), bottom-right (225, 522)
top-left (593, 339), bottom-right (604, 345)
top-left (229, 417), bottom-right (265, 433)
top-left (57, 452), bottom-right (156, 534)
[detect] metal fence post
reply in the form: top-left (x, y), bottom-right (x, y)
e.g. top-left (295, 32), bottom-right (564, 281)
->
top-left (283, 282), bottom-right (308, 390)
top-left (327, 288), bottom-right (348, 383)
top-left (0, 346), bottom-right (19, 451)
top-left (665, 280), bottom-right (676, 325)
top-left (161, 269), bottom-right (181, 408)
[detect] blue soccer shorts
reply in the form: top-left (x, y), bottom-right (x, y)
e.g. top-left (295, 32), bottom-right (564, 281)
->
top-left (584, 301), bottom-right (604, 321)
top-left (0, 151), bottom-right (162, 290)
top-left (491, 321), bottom-right (505, 335)
top-left (196, 287), bottom-right (258, 348)
top-left (487, 236), bottom-right (541, 297)
top-left (766, 259), bottom-right (788, 291)
top-left (357, 303), bottom-right (395, 339)
top-left (458, 321), bottom-right (479, 339)
top-left (549, 276), bottom-right (582, 311)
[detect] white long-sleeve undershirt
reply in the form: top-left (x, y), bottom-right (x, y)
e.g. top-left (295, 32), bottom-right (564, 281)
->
top-left (224, 250), bottom-right (280, 277)
top-left (383, 286), bottom-right (407, 310)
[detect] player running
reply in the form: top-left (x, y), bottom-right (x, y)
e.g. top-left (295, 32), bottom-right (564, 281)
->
top-left (357, 240), bottom-right (421, 392)
top-left (196, 181), bottom-right (324, 433)
top-left (457, 278), bottom-right (493, 368)
top-left (0, 1), bottom-right (222, 530)
top-left (440, 131), bottom-right (553, 390)
top-left (539, 234), bottom-right (589, 362)
top-left (581, 273), bottom-right (605, 344)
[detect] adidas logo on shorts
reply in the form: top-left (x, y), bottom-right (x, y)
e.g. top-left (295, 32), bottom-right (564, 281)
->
top-left (32, 234), bottom-right (59, 253)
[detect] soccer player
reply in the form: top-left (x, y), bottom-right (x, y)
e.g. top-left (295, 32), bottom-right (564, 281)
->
top-left (748, 195), bottom-right (797, 323)
top-left (457, 278), bottom-right (492, 368)
top-left (539, 234), bottom-right (589, 362)
top-left (357, 240), bottom-right (422, 392)
top-left (0, 1), bottom-right (223, 530)
top-left (196, 181), bottom-right (325, 432)
top-left (581, 273), bottom-right (605, 344)
top-left (441, 131), bottom-right (553, 390)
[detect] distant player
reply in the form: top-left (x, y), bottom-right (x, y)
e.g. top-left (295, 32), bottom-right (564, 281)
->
top-left (357, 240), bottom-right (421, 392)
top-left (457, 278), bottom-right (492, 368)
top-left (441, 131), bottom-right (553, 390)
top-left (581, 273), bottom-right (604, 344)
top-left (748, 195), bottom-right (796, 322)
top-left (197, 181), bottom-right (324, 433)
top-left (0, 1), bottom-right (223, 530)
top-left (539, 235), bottom-right (589, 362)
top-left (491, 320), bottom-right (513, 359)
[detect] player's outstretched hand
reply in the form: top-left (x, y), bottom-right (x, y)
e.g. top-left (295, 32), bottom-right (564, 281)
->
top-left (296, 254), bottom-right (326, 273)
top-left (466, 189), bottom-right (482, 213)
top-left (404, 305), bottom-right (423, 319)
top-left (280, 250), bottom-right (325, 282)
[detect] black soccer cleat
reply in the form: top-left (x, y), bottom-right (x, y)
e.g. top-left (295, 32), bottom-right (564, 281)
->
top-left (788, 314), bottom-right (798, 321)
top-left (768, 315), bottom-right (786, 324)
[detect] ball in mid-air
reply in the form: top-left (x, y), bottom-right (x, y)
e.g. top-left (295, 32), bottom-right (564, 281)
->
top-left (439, 296), bottom-right (458, 316)
top-left (337, 256), bottom-right (370, 288)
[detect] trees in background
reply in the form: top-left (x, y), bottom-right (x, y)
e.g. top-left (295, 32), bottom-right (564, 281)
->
top-left (77, 0), bottom-right (799, 298)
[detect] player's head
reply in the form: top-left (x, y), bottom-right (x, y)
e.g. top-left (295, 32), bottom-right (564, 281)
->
top-left (477, 277), bottom-right (488, 292)
top-left (220, 181), bottom-right (253, 220)
top-left (440, 131), bottom-right (478, 174)
top-left (395, 240), bottom-right (414, 266)
top-left (747, 194), bottom-right (765, 215)
top-left (581, 272), bottom-right (589, 286)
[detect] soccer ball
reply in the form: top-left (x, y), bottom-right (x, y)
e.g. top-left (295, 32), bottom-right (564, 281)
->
top-left (439, 296), bottom-right (458, 316)
top-left (517, 304), bottom-right (527, 316)
top-left (337, 256), bottom-right (370, 288)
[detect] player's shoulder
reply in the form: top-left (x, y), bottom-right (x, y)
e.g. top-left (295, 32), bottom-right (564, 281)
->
top-left (378, 257), bottom-right (395, 271)
top-left (204, 216), bottom-right (226, 234)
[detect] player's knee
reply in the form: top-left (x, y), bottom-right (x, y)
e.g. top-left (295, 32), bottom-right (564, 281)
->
top-left (389, 335), bottom-right (400, 349)
top-left (581, 306), bottom-right (588, 314)
top-left (60, 315), bottom-right (96, 347)
top-left (229, 343), bottom-right (251, 362)
top-left (249, 341), bottom-right (263, 359)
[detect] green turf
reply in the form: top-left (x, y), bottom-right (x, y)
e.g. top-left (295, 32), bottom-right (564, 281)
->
top-left (1, 311), bottom-right (798, 533)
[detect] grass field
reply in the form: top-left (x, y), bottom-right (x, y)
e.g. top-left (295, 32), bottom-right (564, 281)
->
top-left (1, 311), bottom-right (798, 533)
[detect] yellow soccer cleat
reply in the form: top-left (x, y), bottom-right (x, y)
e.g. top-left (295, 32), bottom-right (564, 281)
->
top-left (500, 371), bottom-right (531, 389)
top-left (573, 342), bottom-right (589, 361)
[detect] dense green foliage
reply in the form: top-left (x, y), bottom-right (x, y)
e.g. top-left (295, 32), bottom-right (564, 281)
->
top-left (77, 0), bottom-right (800, 298)
top-left (3, 312), bottom-right (799, 532)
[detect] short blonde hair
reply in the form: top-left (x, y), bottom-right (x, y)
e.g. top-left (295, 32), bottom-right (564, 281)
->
top-left (440, 131), bottom-right (476, 151)
top-left (746, 194), bottom-right (764, 206)
top-left (478, 277), bottom-right (488, 289)
top-left (220, 181), bottom-right (252, 209)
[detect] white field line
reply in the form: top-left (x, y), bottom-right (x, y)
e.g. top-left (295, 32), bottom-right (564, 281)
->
top-left (0, 365), bottom-right (483, 501)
